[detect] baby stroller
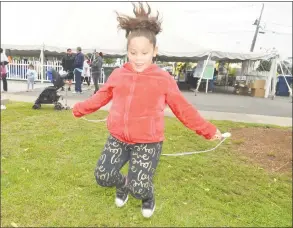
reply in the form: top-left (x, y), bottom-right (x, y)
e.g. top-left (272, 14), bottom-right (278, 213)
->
top-left (32, 68), bottom-right (69, 110)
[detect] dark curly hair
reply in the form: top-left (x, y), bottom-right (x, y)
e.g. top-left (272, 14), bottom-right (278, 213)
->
top-left (116, 2), bottom-right (162, 47)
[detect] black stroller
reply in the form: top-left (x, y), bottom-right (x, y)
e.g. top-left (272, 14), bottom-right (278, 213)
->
top-left (32, 69), bottom-right (70, 110)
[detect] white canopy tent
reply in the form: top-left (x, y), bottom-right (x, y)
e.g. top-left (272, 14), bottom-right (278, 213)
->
top-left (2, 43), bottom-right (277, 61)
top-left (1, 42), bottom-right (280, 98)
top-left (1, 44), bottom-right (126, 58)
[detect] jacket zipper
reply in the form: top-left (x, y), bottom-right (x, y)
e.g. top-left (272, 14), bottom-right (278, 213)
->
top-left (124, 72), bottom-right (138, 141)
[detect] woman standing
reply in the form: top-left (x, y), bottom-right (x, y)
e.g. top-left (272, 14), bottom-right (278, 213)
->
top-left (0, 48), bottom-right (9, 93)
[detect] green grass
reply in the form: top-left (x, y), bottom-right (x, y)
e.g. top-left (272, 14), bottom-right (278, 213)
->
top-left (1, 102), bottom-right (292, 227)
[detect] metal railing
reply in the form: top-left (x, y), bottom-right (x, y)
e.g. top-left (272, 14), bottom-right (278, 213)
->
top-left (6, 60), bottom-right (106, 84)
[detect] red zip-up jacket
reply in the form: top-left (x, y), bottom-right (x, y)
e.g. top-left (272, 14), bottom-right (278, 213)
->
top-left (72, 63), bottom-right (217, 144)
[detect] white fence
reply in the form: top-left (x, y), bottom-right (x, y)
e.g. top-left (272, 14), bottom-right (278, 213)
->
top-left (245, 70), bottom-right (270, 81)
top-left (6, 60), bottom-right (106, 84)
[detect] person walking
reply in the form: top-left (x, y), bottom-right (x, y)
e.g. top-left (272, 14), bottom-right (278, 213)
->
top-left (61, 48), bottom-right (75, 91)
top-left (91, 52), bottom-right (103, 94)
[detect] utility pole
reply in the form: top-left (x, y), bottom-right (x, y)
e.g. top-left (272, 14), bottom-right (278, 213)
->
top-left (250, 3), bottom-right (264, 52)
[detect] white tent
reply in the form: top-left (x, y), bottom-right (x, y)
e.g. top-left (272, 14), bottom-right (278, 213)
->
top-left (2, 43), bottom-right (277, 61)
top-left (1, 44), bottom-right (126, 58)
top-left (1, 42), bottom-right (279, 98)
top-left (156, 49), bottom-right (277, 62)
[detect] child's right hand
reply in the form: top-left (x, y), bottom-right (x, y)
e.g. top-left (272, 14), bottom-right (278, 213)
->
top-left (210, 129), bottom-right (222, 141)
top-left (72, 103), bottom-right (83, 118)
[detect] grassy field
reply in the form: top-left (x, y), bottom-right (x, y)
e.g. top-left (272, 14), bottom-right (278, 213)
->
top-left (1, 102), bottom-right (292, 227)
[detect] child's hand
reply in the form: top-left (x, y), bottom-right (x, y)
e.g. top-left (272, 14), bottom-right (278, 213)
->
top-left (210, 129), bottom-right (222, 141)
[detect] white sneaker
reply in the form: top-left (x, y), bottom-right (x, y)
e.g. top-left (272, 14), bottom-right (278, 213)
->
top-left (72, 91), bottom-right (77, 94)
top-left (141, 197), bottom-right (156, 218)
top-left (115, 194), bottom-right (129, 208)
top-left (115, 186), bottom-right (129, 208)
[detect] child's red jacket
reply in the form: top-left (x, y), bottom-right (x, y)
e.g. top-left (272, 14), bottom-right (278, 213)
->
top-left (73, 63), bottom-right (217, 144)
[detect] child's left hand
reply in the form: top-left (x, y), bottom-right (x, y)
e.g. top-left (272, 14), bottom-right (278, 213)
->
top-left (210, 129), bottom-right (222, 141)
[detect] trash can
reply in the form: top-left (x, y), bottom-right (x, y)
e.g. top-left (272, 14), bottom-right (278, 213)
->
top-left (276, 75), bottom-right (292, 96)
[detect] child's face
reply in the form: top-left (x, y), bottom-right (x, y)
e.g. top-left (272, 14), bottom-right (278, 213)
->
top-left (127, 36), bottom-right (158, 72)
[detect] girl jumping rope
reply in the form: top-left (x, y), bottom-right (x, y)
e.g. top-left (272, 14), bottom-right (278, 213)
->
top-left (72, 2), bottom-right (222, 218)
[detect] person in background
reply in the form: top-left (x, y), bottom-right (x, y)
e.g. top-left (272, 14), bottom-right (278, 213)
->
top-left (26, 64), bottom-right (37, 92)
top-left (7, 49), bottom-right (12, 63)
top-left (61, 48), bottom-right (75, 91)
top-left (86, 56), bottom-right (92, 85)
top-left (192, 65), bottom-right (199, 91)
top-left (73, 47), bottom-right (84, 94)
top-left (208, 68), bottom-right (218, 92)
top-left (91, 52), bottom-right (103, 94)
top-left (81, 55), bottom-right (91, 90)
top-left (0, 48), bottom-right (9, 93)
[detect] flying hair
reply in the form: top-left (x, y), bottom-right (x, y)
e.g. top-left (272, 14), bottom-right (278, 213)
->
top-left (116, 2), bottom-right (162, 47)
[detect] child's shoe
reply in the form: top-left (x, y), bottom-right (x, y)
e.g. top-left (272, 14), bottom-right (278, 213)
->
top-left (141, 197), bottom-right (155, 218)
top-left (115, 185), bottom-right (128, 207)
top-left (115, 177), bottom-right (128, 207)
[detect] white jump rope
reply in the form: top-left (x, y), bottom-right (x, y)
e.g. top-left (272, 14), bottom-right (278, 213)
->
top-left (81, 117), bottom-right (231, 157)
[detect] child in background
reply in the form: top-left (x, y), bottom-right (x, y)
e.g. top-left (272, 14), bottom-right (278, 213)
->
top-left (26, 64), bottom-right (37, 92)
top-left (72, 3), bottom-right (222, 218)
top-left (81, 55), bottom-right (91, 90)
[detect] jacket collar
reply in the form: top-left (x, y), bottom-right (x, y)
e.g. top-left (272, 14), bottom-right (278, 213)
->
top-left (123, 62), bottom-right (159, 74)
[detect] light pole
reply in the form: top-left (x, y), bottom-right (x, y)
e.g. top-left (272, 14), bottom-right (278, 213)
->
top-left (250, 3), bottom-right (265, 52)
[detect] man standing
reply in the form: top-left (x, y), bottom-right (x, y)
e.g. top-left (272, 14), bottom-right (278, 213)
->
top-left (73, 47), bottom-right (84, 94)
top-left (91, 52), bottom-right (103, 94)
top-left (61, 48), bottom-right (75, 91)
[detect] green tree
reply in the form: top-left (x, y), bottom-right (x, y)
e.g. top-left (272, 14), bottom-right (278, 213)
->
top-left (104, 58), bottom-right (116, 65)
top-left (257, 60), bottom-right (271, 72)
top-left (228, 67), bottom-right (237, 77)
top-left (257, 60), bottom-right (292, 75)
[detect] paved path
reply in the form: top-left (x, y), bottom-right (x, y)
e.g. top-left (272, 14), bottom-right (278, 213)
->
top-left (1, 81), bottom-right (292, 127)
top-left (182, 91), bottom-right (292, 118)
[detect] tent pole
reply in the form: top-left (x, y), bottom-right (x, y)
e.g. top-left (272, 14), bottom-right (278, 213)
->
top-left (267, 58), bottom-right (277, 99)
top-left (205, 79), bottom-right (209, 93)
top-left (225, 62), bottom-right (230, 91)
top-left (281, 59), bottom-right (293, 76)
top-left (40, 43), bottom-right (44, 84)
top-left (195, 52), bottom-right (212, 96)
top-left (278, 58), bottom-right (292, 97)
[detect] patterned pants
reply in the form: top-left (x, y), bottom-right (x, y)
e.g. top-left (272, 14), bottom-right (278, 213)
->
top-left (94, 135), bottom-right (163, 200)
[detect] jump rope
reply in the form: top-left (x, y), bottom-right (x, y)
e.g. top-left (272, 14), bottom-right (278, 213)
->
top-left (80, 117), bottom-right (231, 157)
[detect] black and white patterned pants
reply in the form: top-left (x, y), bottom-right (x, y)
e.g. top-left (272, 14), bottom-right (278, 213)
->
top-left (94, 135), bottom-right (163, 200)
